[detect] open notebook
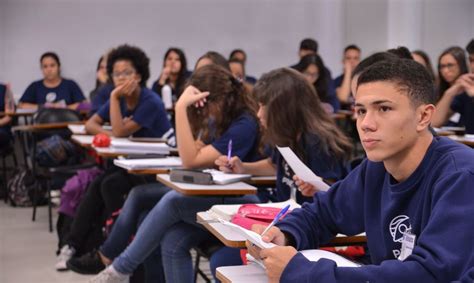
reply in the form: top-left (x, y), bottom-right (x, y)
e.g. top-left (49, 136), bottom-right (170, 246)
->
top-left (218, 219), bottom-right (361, 268)
top-left (203, 169), bottom-right (252, 185)
top-left (113, 157), bottom-right (182, 170)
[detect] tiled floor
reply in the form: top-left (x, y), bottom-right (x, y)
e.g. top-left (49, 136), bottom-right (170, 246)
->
top-left (0, 202), bottom-right (212, 283)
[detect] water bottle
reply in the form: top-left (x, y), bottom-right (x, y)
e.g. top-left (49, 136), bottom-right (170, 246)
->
top-left (5, 84), bottom-right (15, 113)
top-left (161, 84), bottom-right (173, 109)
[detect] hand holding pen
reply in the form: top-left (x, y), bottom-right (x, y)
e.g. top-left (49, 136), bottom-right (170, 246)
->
top-left (260, 204), bottom-right (291, 237)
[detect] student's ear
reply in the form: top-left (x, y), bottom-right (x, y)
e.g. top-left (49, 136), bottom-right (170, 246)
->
top-left (416, 103), bottom-right (435, 132)
top-left (135, 74), bottom-right (142, 84)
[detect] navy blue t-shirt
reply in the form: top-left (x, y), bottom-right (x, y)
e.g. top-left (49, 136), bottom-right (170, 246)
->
top-left (91, 84), bottom-right (114, 115)
top-left (277, 136), bottom-right (474, 282)
top-left (450, 92), bottom-right (474, 134)
top-left (271, 133), bottom-right (347, 204)
top-left (20, 79), bottom-right (85, 105)
top-left (206, 112), bottom-right (260, 163)
top-left (96, 87), bottom-right (172, 138)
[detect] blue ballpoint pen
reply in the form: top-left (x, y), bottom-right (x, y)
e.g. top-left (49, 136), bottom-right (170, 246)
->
top-left (261, 204), bottom-right (291, 236)
top-left (227, 139), bottom-right (233, 161)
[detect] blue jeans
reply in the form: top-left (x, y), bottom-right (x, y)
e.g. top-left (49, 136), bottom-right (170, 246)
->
top-left (210, 247), bottom-right (244, 282)
top-left (112, 190), bottom-right (260, 277)
top-left (161, 223), bottom-right (213, 282)
top-left (100, 183), bottom-right (171, 282)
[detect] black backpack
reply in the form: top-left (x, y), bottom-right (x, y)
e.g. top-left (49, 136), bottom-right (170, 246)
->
top-left (7, 169), bottom-right (46, 207)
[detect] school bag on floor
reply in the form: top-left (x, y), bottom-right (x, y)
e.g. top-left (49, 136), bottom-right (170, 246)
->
top-left (7, 169), bottom-right (46, 207)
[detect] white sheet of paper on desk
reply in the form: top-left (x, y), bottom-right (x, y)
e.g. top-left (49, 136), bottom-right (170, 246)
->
top-left (300, 249), bottom-right (360, 267)
top-left (68, 124), bottom-right (86, 134)
top-left (202, 169), bottom-right (252, 185)
top-left (218, 219), bottom-right (276, 249)
top-left (276, 146), bottom-right (330, 191)
top-left (113, 157), bottom-right (182, 169)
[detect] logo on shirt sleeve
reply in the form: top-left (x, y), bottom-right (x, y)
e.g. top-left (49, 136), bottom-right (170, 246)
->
top-left (389, 215), bottom-right (411, 258)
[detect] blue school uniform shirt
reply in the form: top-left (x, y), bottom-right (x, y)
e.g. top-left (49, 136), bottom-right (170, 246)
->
top-left (91, 84), bottom-right (114, 115)
top-left (20, 79), bottom-right (85, 105)
top-left (271, 133), bottom-right (347, 204)
top-left (276, 136), bottom-right (474, 283)
top-left (450, 92), bottom-right (474, 134)
top-left (96, 87), bottom-right (172, 138)
top-left (205, 112), bottom-right (260, 163)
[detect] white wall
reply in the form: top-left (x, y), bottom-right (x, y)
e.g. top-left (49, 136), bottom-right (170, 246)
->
top-left (1, 0), bottom-right (473, 100)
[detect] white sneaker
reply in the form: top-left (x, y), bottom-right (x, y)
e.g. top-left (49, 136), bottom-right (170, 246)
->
top-left (88, 265), bottom-right (129, 283)
top-left (55, 244), bottom-right (76, 271)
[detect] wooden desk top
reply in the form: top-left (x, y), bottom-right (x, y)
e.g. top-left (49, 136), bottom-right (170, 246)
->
top-left (0, 109), bottom-right (37, 117)
top-left (216, 265), bottom-right (266, 283)
top-left (12, 121), bottom-right (84, 132)
top-left (156, 174), bottom-right (257, 196)
top-left (127, 168), bottom-right (170, 175)
top-left (197, 211), bottom-right (366, 248)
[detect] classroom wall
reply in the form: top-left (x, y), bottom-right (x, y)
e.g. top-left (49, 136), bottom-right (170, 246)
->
top-left (1, 0), bottom-right (473, 100)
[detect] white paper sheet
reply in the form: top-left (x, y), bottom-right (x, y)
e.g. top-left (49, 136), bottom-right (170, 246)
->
top-left (277, 146), bottom-right (330, 191)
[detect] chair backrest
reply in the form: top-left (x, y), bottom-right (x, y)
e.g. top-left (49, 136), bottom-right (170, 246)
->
top-left (34, 108), bottom-right (82, 125)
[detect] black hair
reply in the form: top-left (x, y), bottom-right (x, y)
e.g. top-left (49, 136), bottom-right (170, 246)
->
top-left (292, 54), bottom-right (330, 103)
top-left (300, 38), bottom-right (318, 53)
top-left (229, 49), bottom-right (246, 63)
top-left (107, 44), bottom-right (150, 87)
top-left (344, 44), bottom-right (361, 53)
top-left (229, 58), bottom-right (246, 77)
top-left (352, 52), bottom-right (398, 78)
top-left (357, 58), bottom-right (436, 106)
top-left (40, 52), bottom-right (61, 67)
top-left (387, 46), bottom-right (413, 60)
top-left (163, 47), bottom-right (188, 94)
top-left (437, 46), bottom-right (468, 98)
top-left (412, 50), bottom-right (436, 82)
top-left (95, 55), bottom-right (106, 88)
top-left (195, 51), bottom-right (230, 71)
top-left (466, 39), bottom-right (474, 54)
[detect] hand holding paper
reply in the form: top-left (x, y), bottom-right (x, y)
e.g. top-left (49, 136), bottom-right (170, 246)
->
top-left (277, 146), bottom-right (330, 192)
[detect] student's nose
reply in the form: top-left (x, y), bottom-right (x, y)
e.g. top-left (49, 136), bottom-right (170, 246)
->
top-left (359, 111), bottom-right (377, 132)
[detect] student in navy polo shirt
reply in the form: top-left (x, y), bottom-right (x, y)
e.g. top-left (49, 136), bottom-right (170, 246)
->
top-left (19, 52), bottom-right (85, 110)
top-left (0, 84), bottom-right (13, 148)
top-left (229, 49), bottom-right (258, 85)
top-left (56, 45), bottom-right (173, 271)
top-left (87, 63), bottom-right (263, 283)
top-left (248, 59), bottom-right (474, 283)
top-left (293, 54), bottom-right (340, 112)
top-left (333, 44), bottom-right (361, 109)
top-left (151, 47), bottom-right (190, 103)
top-left (432, 46), bottom-right (469, 128)
top-left (86, 46), bottom-right (173, 139)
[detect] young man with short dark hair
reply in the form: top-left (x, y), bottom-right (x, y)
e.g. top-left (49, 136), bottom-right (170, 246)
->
top-left (249, 58), bottom-right (474, 283)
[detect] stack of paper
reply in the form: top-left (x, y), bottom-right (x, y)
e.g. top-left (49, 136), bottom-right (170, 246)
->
top-left (113, 157), bottom-right (182, 170)
top-left (111, 140), bottom-right (171, 154)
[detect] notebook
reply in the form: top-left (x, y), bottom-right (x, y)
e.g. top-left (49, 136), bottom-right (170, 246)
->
top-left (110, 139), bottom-right (171, 154)
top-left (203, 169), bottom-right (252, 185)
top-left (113, 157), bottom-right (182, 170)
top-left (218, 219), bottom-right (360, 268)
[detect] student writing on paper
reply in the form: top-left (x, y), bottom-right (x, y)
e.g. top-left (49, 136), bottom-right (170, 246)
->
top-left (210, 67), bottom-right (352, 280)
top-left (248, 59), bottom-right (474, 283)
top-left (55, 45), bottom-right (173, 271)
top-left (78, 59), bottom-right (262, 282)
